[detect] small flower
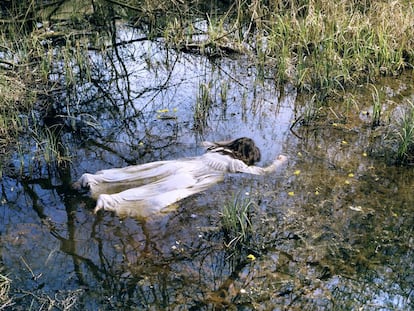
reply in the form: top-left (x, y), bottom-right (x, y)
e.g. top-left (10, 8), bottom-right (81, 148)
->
top-left (348, 173), bottom-right (354, 178)
top-left (341, 140), bottom-right (348, 145)
top-left (344, 180), bottom-right (350, 185)
top-left (362, 152), bottom-right (367, 157)
top-left (293, 170), bottom-right (301, 176)
top-left (288, 191), bottom-right (294, 196)
top-left (315, 190), bottom-right (320, 195)
top-left (297, 152), bottom-right (303, 157)
top-left (332, 123), bottom-right (338, 127)
top-left (247, 254), bottom-right (256, 261)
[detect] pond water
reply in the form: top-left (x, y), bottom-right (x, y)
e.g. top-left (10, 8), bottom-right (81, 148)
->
top-left (1, 23), bottom-right (413, 310)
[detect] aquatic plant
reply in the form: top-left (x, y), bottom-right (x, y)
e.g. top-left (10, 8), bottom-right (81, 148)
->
top-left (393, 100), bottom-right (414, 163)
top-left (31, 125), bottom-right (71, 166)
top-left (221, 193), bottom-right (254, 248)
top-left (194, 82), bottom-right (213, 130)
top-left (370, 84), bottom-right (382, 128)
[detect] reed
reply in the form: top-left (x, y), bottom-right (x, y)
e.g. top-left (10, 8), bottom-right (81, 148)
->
top-left (31, 124), bottom-right (71, 166)
top-left (141, 0), bottom-right (413, 96)
top-left (394, 100), bottom-right (414, 163)
top-left (194, 82), bottom-right (213, 130)
top-left (370, 84), bottom-right (382, 128)
top-left (221, 193), bottom-right (254, 248)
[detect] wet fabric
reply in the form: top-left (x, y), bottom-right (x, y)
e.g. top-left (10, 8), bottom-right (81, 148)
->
top-left (74, 150), bottom-right (287, 218)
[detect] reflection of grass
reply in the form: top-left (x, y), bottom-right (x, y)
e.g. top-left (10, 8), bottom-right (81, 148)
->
top-left (221, 194), bottom-right (254, 248)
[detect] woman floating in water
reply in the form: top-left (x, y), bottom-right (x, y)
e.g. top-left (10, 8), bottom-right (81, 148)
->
top-left (74, 137), bottom-right (287, 218)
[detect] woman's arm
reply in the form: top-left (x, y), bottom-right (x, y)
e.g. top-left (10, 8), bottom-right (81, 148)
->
top-left (231, 155), bottom-right (288, 175)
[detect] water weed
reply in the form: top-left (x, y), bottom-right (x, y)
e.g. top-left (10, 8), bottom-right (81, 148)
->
top-left (221, 193), bottom-right (254, 248)
top-left (370, 84), bottom-right (382, 128)
top-left (194, 82), bottom-right (213, 131)
top-left (392, 100), bottom-right (414, 163)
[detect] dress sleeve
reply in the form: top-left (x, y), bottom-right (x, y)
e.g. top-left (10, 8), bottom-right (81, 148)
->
top-left (230, 155), bottom-right (288, 175)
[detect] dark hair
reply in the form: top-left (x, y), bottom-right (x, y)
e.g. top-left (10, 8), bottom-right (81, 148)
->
top-left (209, 137), bottom-right (261, 165)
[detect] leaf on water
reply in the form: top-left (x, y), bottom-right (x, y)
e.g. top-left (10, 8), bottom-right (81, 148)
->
top-left (247, 254), bottom-right (256, 261)
top-left (157, 109), bottom-right (169, 113)
top-left (349, 205), bottom-right (363, 212)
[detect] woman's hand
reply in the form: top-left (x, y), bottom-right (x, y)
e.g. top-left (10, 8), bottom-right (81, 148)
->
top-left (276, 155), bottom-right (288, 163)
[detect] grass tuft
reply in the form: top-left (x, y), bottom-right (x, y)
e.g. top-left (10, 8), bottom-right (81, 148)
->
top-left (393, 100), bottom-right (414, 163)
top-left (221, 193), bottom-right (255, 248)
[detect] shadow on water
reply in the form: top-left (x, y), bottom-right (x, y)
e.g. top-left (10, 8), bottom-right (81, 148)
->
top-left (1, 8), bottom-right (413, 311)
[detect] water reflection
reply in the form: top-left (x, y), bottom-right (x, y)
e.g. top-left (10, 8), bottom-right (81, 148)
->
top-left (1, 20), bottom-right (413, 310)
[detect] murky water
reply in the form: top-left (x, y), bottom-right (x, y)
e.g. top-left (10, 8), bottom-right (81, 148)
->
top-left (1, 23), bottom-right (413, 310)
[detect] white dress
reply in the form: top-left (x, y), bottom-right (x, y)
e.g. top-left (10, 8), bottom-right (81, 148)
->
top-left (75, 151), bottom-right (287, 218)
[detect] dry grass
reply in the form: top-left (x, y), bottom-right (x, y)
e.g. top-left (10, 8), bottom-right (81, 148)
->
top-left (0, 273), bottom-right (12, 310)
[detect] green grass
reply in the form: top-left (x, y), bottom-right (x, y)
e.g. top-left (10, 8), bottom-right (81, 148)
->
top-left (221, 193), bottom-right (254, 248)
top-left (194, 82), bottom-right (213, 131)
top-left (140, 0), bottom-right (414, 97)
top-left (394, 100), bottom-right (414, 163)
top-left (370, 84), bottom-right (382, 128)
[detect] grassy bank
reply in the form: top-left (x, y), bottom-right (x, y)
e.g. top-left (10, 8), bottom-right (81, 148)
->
top-left (0, 1), bottom-right (97, 174)
top-left (142, 0), bottom-right (413, 97)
